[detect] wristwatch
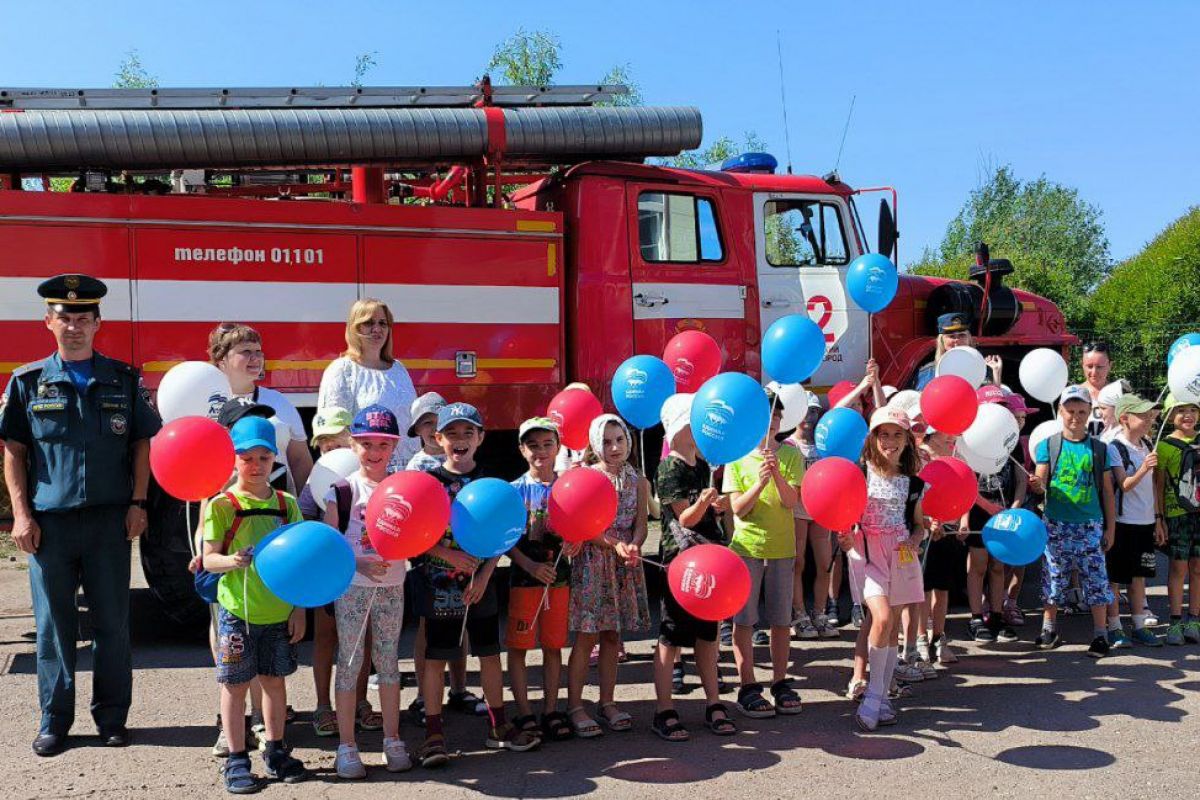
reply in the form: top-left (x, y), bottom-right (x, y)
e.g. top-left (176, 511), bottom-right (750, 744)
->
top-left (131, 499), bottom-right (148, 510)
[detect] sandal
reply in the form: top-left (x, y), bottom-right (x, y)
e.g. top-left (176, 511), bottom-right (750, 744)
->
top-left (486, 722), bottom-right (542, 752)
top-left (541, 711), bottom-right (574, 741)
top-left (735, 684), bottom-right (776, 719)
top-left (446, 689), bottom-right (488, 716)
top-left (770, 679), bottom-right (802, 715)
top-left (513, 714), bottom-right (542, 737)
top-left (311, 707), bottom-right (337, 738)
top-left (568, 706), bottom-right (603, 739)
top-left (651, 709), bottom-right (690, 742)
top-left (704, 703), bottom-right (738, 736)
top-left (355, 700), bottom-right (383, 731)
top-left (599, 702), bottom-right (633, 732)
top-left (222, 754), bottom-right (261, 794)
top-left (418, 734), bottom-right (450, 769)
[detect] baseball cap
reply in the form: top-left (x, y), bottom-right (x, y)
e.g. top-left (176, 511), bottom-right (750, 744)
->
top-left (1115, 393), bottom-right (1157, 417)
top-left (827, 380), bottom-right (857, 408)
top-left (1002, 392), bottom-right (1035, 414)
top-left (310, 406), bottom-right (352, 446)
top-left (216, 398), bottom-right (275, 430)
top-left (869, 405), bottom-right (912, 432)
top-left (660, 393), bottom-right (695, 445)
top-left (437, 402), bottom-right (484, 432)
top-left (231, 416), bottom-right (278, 455)
top-left (1164, 393), bottom-right (1200, 419)
top-left (976, 384), bottom-right (1007, 405)
top-left (1097, 379), bottom-right (1131, 408)
top-left (518, 416), bottom-right (560, 442)
top-left (807, 393), bottom-right (824, 410)
top-left (1059, 385), bottom-right (1093, 406)
top-left (407, 392), bottom-right (447, 437)
top-left (351, 404), bottom-right (401, 439)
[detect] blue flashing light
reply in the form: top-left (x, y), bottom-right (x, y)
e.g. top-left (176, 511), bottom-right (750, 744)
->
top-left (720, 152), bottom-right (778, 174)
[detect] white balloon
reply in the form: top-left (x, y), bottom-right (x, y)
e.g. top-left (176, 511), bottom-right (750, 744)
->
top-left (1168, 347), bottom-right (1200, 404)
top-left (1028, 419), bottom-right (1062, 457)
top-left (1019, 348), bottom-right (1070, 403)
top-left (156, 361), bottom-right (232, 423)
top-left (306, 448), bottom-right (360, 507)
top-left (956, 438), bottom-right (1007, 476)
top-left (936, 346), bottom-right (987, 388)
top-left (961, 403), bottom-right (1020, 460)
top-left (888, 389), bottom-right (922, 417)
top-left (767, 381), bottom-right (811, 432)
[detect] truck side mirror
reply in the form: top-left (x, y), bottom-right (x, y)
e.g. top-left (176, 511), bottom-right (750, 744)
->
top-left (878, 199), bottom-right (897, 261)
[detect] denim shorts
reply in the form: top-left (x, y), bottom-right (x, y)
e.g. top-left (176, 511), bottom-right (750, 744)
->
top-left (215, 606), bottom-right (298, 685)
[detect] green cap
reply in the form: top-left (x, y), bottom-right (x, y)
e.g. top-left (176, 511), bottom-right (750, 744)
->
top-left (311, 406), bottom-right (352, 446)
top-left (1164, 393), bottom-right (1200, 420)
top-left (1115, 393), bottom-right (1156, 417)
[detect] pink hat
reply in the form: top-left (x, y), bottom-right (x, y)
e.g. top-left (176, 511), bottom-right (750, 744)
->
top-left (869, 406), bottom-right (912, 432)
top-left (976, 384), bottom-right (1007, 405)
top-left (1003, 392), bottom-right (1035, 414)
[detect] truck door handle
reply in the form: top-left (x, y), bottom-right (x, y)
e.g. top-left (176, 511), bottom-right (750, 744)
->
top-left (634, 292), bottom-right (669, 308)
top-left (761, 298), bottom-right (789, 309)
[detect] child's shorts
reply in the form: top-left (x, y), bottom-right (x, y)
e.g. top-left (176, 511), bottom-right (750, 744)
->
top-left (659, 585), bottom-right (718, 648)
top-left (426, 610), bottom-right (502, 661)
top-left (1166, 513), bottom-right (1200, 561)
top-left (506, 586), bottom-right (569, 651)
top-left (1106, 521), bottom-right (1157, 584)
top-left (847, 527), bottom-right (925, 607)
top-left (732, 556), bottom-right (795, 628)
top-left (1042, 519), bottom-right (1113, 607)
top-left (215, 607), bottom-right (297, 686)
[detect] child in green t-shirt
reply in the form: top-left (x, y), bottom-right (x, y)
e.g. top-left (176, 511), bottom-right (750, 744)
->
top-left (1154, 395), bottom-right (1200, 645)
top-left (202, 416), bottom-right (306, 793)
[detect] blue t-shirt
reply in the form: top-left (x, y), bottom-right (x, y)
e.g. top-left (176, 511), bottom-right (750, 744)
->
top-left (510, 473), bottom-right (568, 588)
top-left (63, 358), bottom-right (94, 395)
top-left (1034, 436), bottom-right (1109, 523)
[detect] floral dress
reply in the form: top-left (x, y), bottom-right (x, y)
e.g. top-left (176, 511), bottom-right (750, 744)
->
top-left (568, 463), bottom-right (651, 634)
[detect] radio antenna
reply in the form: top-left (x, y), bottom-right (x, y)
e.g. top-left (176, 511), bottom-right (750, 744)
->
top-left (833, 94), bottom-right (856, 173)
top-left (775, 30), bottom-right (794, 175)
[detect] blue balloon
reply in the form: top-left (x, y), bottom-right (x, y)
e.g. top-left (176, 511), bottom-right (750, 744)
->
top-left (689, 372), bottom-right (771, 465)
top-left (982, 509), bottom-right (1048, 567)
top-left (612, 355), bottom-right (677, 429)
top-left (762, 314), bottom-right (826, 384)
top-left (1168, 333), bottom-right (1200, 367)
top-left (451, 477), bottom-right (527, 559)
top-left (814, 407), bottom-right (869, 460)
top-left (846, 253), bottom-right (899, 314)
top-left (255, 521), bottom-right (355, 608)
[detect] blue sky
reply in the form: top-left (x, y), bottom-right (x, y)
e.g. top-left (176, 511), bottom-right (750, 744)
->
top-left (2, 1), bottom-right (1196, 264)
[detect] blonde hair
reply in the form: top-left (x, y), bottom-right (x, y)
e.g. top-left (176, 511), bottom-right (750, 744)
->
top-left (208, 323), bottom-right (262, 365)
top-left (934, 330), bottom-right (976, 363)
top-left (343, 298), bottom-right (394, 365)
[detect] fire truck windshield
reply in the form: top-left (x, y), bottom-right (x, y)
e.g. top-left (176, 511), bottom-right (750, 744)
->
top-left (763, 198), bottom-right (849, 267)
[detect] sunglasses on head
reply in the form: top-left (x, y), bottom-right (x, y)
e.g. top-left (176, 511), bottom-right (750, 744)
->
top-left (1083, 341), bottom-right (1110, 354)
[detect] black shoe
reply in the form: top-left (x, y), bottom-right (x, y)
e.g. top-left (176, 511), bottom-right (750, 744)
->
top-left (100, 727), bottom-right (130, 747)
top-left (1035, 630), bottom-right (1062, 650)
top-left (1086, 635), bottom-right (1110, 659)
top-left (263, 742), bottom-right (308, 784)
top-left (32, 733), bottom-right (67, 757)
top-left (993, 621), bottom-right (1018, 643)
top-left (969, 617), bottom-right (995, 643)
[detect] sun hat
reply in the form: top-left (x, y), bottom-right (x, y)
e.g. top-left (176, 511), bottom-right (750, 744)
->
top-left (407, 392), bottom-right (447, 437)
top-left (869, 405), bottom-right (912, 432)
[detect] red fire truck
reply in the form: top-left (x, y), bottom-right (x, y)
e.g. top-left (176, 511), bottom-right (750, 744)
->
top-left (0, 83), bottom-right (1071, 622)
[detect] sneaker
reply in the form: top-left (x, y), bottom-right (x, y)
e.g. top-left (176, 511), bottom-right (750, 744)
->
top-left (814, 614), bottom-right (840, 639)
top-left (824, 597), bottom-right (840, 622)
top-left (888, 679), bottom-right (912, 700)
top-left (1131, 627), bottom-right (1163, 647)
top-left (793, 614), bottom-right (818, 640)
top-left (995, 623), bottom-right (1019, 643)
top-left (1107, 628), bottom-right (1133, 649)
top-left (969, 617), bottom-right (995, 643)
top-left (1003, 600), bottom-right (1025, 627)
top-left (893, 661), bottom-right (924, 683)
top-left (914, 635), bottom-right (931, 663)
top-left (1035, 630), bottom-right (1062, 650)
top-left (383, 737), bottom-right (413, 772)
top-left (1184, 621), bottom-right (1200, 643)
top-left (719, 621), bottom-right (733, 646)
top-left (336, 744), bottom-right (367, 780)
top-left (1086, 635), bottom-right (1110, 659)
top-left (846, 678), bottom-right (867, 702)
top-left (752, 628), bottom-right (771, 646)
top-left (1142, 606), bottom-right (1159, 627)
top-left (916, 658), bottom-right (938, 680)
top-left (934, 637), bottom-right (958, 664)
top-left (850, 604), bottom-right (864, 628)
top-left (212, 727), bottom-right (230, 758)
top-left (406, 697), bottom-right (426, 727)
top-left (263, 743), bottom-right (307, 784)
top-left (1166, 622), bottom-right (1185, 646)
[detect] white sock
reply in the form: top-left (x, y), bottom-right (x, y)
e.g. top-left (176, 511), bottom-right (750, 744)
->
top-left (862, 645), bottom-right (889, 717)
top-left (1133, 614), bottom-right (1148, 630)
top-left (884, 646), bottom-right (899, 683)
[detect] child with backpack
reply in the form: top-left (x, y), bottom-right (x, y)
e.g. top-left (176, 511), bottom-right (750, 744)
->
top-left (201, 416), bottom-right (307, 793)
top-left (324, 406), bottom-right (411, 778)
top-left (1104, 394), bottom-right (1164, 647)
top-left (1033, 386), bottom-right (1116, 658)
top-left (1154, 395), bottom-right (1200, 645)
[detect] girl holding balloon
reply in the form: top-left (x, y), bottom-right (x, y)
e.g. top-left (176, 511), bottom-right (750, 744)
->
top-left (566, 415), bottom-right (651, 736)
top-left (785, 396), bottom-right (838, 639)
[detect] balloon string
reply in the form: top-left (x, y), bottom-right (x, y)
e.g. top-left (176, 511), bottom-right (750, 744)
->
top-left (186, 501), bottom-right (196, 558)
top-left (639, 429), bottom-right (647, 478)
top-left (761, 392), bottom-right (781, 450)
top-left (638, 554), bottom-right (668, 571)
top-left (528, 550), bottom-right (565, 629)
top-left (347, 586), bottom-right (379, 672)
top-left (458, 573), bottom-right (475, 648)
top-left (243, 566), bottom-right (251, 636)
top-left (1008, 455), bottom-right (1031, 478)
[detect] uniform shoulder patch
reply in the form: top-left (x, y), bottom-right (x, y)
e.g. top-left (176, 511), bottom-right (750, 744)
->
top-left (12, 359), bottom-right (46, 378)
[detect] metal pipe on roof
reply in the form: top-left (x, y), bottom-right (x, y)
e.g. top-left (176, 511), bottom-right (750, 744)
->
top-left (0, 106), bottom-right (702, 170)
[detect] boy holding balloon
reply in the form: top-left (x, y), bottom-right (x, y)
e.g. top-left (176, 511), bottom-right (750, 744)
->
top-left (1155, 395), bottom-right (1200, 646)
top-left (201, 416), bottom-right (307, 793)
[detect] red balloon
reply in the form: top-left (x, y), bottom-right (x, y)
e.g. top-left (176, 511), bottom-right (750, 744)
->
top-left (667, 544), bottom-right (751, 621)
top-left (800, 457), bottom-right (867, 531)
top-left (548, 467), bottom-right (618, 543)
top-left (547, 388), bottom-right (602, 450)
top-left (366, 471), bottom-right (451, 560)
top-left (663, 330), bottom-right (723, 393)
top-left (150, 416), bottom-right (234, 502)
top-left (918, 456), bottom-right (978, 521)
top-left (919, 375), bottom-right (979, 435)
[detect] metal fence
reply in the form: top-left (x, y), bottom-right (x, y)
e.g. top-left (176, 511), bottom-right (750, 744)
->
top-left (1070, 325), bottom-right (1197, 398)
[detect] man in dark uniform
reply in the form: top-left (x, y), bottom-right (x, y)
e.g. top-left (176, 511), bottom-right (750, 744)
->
top-left (0, 274), bottom-right (161, 756)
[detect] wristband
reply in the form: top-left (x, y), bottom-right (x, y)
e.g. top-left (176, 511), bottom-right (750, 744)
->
top-left (130, 499), bottom-right (147, 509)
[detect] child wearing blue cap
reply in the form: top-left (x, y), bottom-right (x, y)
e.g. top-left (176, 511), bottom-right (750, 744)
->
top-left (201, 416), bottom-right (306, 793)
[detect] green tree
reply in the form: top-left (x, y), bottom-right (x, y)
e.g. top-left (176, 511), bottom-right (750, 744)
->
top-left (598, 63), bottom-right (642, 107)
top-left (352, 52), bottom-right (378, 88)
top-left (909, 165), bottom-right (1110, 329)
top-left (113, 49), bottom-right (157, 88)
top-left (486, 28), bottom-right (562, 86)
top-left (664, 131), bottom-right (768, 169)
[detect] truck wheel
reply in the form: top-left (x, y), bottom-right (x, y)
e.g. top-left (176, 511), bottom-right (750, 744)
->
top-left (139, 478), bottom-right (209, 631)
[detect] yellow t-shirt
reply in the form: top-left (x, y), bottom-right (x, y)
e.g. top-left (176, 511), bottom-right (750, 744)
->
top-left (722, 445), bottom-right (804, 559)
top-left (203, 489), bottom-right (302, 624)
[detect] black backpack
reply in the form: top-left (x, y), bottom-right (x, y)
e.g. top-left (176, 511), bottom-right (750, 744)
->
top-left (1161, 437), bottom-right (1200, 513)
top-left (1046, 433), bottom-right (1110, 524)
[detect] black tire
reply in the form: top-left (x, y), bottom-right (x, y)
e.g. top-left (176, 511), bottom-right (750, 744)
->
top-left (139, 476), bottom-right (209, 630)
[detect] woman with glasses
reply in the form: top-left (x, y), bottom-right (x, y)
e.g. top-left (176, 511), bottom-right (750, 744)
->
top-left (318, 299), bottom-right (419, 468)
